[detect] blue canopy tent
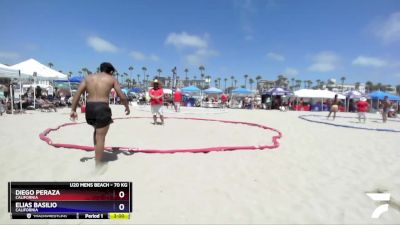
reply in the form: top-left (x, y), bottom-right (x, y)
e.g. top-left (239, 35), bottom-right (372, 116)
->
top-left (368, 91), bottom-right (400, 100)
top-left (181, 86), bottom-right (201, 107)
top-left (129, 87), bottom-right (143, 93)
top-left (231, 87), bottom-right (252, 94)
top-left (69, 76), bottom-right (84, 83)
top-left (264, 87), bottom-right (292, 96)
top-left (368, 91), bottom-right (400, 112)
top-left (204, 87), bottom-right (223, 94)
top-left (182, 85), bottom-right (201, 93)
top-left (122, 88), bottom-right (129, 94)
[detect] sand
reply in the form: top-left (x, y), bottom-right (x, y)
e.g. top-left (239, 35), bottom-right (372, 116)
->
top-left (0, 105), bottom-right (399, 224)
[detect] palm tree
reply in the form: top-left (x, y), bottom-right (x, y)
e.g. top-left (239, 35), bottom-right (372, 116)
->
top-left (146, 74), bottom-right (150, 87)
top-left (217, 77), bottom-right (221, 89)
top-left (365, 81), bottom-right (373, 93)
top-left (184, 68), bottom-right (189, 83)
top-left (244, 74), bottom-right (249, 88)
top-left (142, 67), bottom-right (147, 87)
top-left (230, 76), bottom-right (235, 87)
top-left (126, 78), bottom-right (131, 88)
top-left (68, 71), bottom-right (73, 79)
top-left (295, 80), bottom-right (301, 90)
top-left (199, 65), bottom-right (205, 77)
top-left (249, 78), bottom-right (254, 90)
top-left (157, 68), bottom-right (162, 78)
top-left (123, 73), bottom-right (128, 86)
top-left (129, 66), bottom-right (134, 79)
top-left (307, 80), bottom-right (313, 89)
top-left (316, 79), bottom-right (321, 89)
top-left (136, 74), bottom-right (141, 87)
top-left (255, 75), bottom-right (262, 90)
top-left (340, 76), bottom-right (346, 92)
top-left (224, 78), bottom-right (228, 91)
top-left (48, 62), bottom-right (54, 68)
top-left (234, 79), bottom-right (237, 88)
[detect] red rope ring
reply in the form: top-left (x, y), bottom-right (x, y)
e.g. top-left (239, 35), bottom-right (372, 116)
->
top-left (39, 116), bottom-right (282, 154)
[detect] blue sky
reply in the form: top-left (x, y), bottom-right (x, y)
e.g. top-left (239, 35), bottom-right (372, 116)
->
top-left (1, 0), bottom-right (400, 86)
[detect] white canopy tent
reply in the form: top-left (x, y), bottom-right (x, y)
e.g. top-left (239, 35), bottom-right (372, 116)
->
top-left (10, 58), bottom-right (67, 80)
top-left (294, 89), bottom-right (345, 99)
top-left (294, 89), bottom-right (346, 111)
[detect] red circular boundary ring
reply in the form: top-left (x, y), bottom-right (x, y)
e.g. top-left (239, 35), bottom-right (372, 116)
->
top-left (39, 116), bottom-right (282, 154)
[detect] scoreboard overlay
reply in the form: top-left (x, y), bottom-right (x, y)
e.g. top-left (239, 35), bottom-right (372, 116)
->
top-left (8, 182), bottom-right (132, 219)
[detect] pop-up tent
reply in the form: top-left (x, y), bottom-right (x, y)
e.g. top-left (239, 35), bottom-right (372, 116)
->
top-left (10, 58), bottom-right (67, 80)
top-left (264, 87), bottom-right (292, 96)
top-left (182, 85), bottom-right (201, 93)
top-left (368, 91), bottom-right (400, 101)
top-left (294, 89), bottom-right (345, 99)
top-left (294, 89), bottom-right (346, 111)
top-left (204, 87), bottom-right (223, 94)
top-left (231, 87), bottom-right (252, 95)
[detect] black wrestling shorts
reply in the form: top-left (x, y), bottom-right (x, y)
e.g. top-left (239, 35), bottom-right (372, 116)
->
top-left (85, 102), bottom-right (113, 128)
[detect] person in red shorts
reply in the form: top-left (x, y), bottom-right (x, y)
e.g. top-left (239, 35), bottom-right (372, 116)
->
top-left (356, 97), bottom-right (369, 123)
top-left (149, 79), bottom-right (164, 125)
top-left (173, 89), bottom-right (182, 112)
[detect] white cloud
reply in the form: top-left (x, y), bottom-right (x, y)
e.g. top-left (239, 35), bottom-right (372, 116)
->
top-left (129, 51), bottom-right (159, 61)
top-left (267, 52), bottom-right (285, 61)
top-left (87, 36), bottom-right (118, 53)
top-left (166, 31), bottom-right (218, 66)
top-left (0, 51), bottom-right (20, 60)
top-left (352, 56), bottom-right (388, 67)
top-left (308, 51), bottom-right (340, 72)
top-left (186, 49), bottom-right (218, 66)
top-left (284, 67), bottom-right (299, 76)
top-left (165, 32), bottom-right (208, 49)
top-left (373, 12), bottom-right (400, 43)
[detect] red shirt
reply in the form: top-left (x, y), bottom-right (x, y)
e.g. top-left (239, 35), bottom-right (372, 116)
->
top-left (357, 101), bottom-right (369, 112)
top-left (221, 94), bottom-right (227, 103)
top-left (173, 91), bottom-right (182, 102)
top-left (149, 88), bottom-right (164, 105)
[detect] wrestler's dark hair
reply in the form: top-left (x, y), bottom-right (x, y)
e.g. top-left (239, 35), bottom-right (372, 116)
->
top-left (100, 62), bottom-right (116, 74)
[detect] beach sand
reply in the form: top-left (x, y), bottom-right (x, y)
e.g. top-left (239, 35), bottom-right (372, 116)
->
top-left (0, 105), bottom-right (399, 224)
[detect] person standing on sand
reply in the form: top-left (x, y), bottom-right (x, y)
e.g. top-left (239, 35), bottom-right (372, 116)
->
top-left (149, 79), bottom-right (164, 125)
top-left (327, 94), bottom-right (339, 120)
top-left (173, 89), bottom-right (182, 112)
top-left (70, 62), bottom-right (130, 167)
top-left (381, 96), bottom-right (391, 123)
top-left (356, 97), bottom-right (369, 123)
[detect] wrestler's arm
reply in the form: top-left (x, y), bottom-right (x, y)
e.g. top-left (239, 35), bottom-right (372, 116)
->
top-left (113, 78), bottom-right (130, 115)
top-left (71, 79), bottom-right (87, 112)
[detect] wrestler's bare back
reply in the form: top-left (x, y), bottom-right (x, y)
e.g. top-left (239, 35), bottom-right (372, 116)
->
top-left (84, 72), bottom-right (121, 103)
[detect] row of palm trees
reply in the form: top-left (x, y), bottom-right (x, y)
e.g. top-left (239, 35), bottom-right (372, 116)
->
top-left (48, 62), bottom-right (399, 94)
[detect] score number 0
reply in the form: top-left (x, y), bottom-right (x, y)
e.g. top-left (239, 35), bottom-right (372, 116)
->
top-left (118, 191), bottom-right (125, 211)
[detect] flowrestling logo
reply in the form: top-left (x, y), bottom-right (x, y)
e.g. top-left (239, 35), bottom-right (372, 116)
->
top-left (366, 193), bottom-right (390, 219)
